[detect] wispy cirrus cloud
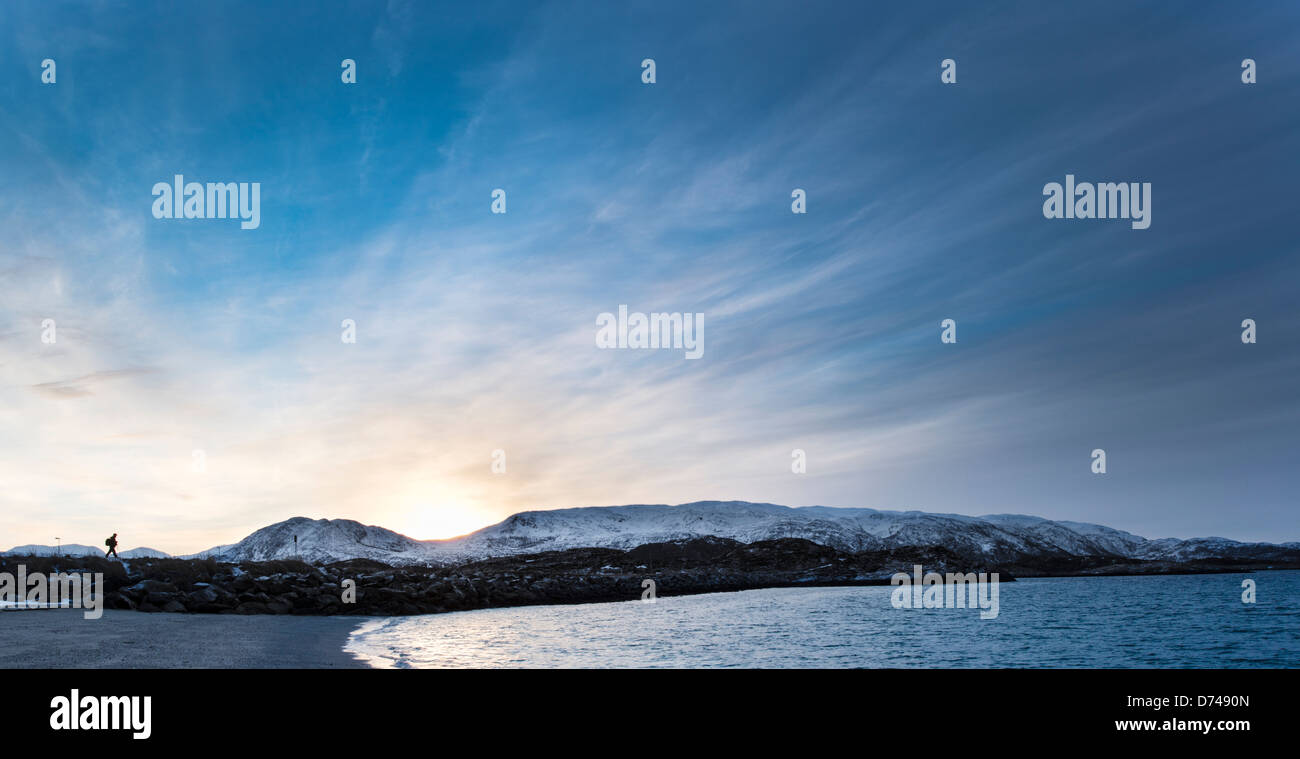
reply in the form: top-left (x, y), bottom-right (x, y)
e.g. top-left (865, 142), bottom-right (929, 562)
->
top-left (1, 1), bottom-right (1297, 554)
top-left (30, 368), bottom-right (157, 399)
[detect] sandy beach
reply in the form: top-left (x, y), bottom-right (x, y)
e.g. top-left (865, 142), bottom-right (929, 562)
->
top-left (0, 609), bottom-right (369, 668)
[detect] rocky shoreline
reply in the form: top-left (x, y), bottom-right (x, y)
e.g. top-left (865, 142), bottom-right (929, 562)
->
top-left (3, 536), bottom-right (1295, 616)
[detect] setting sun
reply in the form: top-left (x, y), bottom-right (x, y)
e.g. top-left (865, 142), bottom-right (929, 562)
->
top-left (402, 503), bottom-right (492, 541)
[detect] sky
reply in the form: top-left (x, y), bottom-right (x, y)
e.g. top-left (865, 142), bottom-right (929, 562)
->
top-left (1, 0), bottom-right (1297, 554)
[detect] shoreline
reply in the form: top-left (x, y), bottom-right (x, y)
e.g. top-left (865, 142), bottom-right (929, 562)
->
top-left (337, 565), bottom-right (1294, 621)
top-left (3, 569), bottom-right (1293, 669)
top-left (5, 542), bottom-right (1295, 623)
top-left (0, 609), bottom-right (370, 669)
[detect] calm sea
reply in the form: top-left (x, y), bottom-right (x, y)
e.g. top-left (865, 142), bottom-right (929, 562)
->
top-left (344, 570), bottom-right (1299, 668)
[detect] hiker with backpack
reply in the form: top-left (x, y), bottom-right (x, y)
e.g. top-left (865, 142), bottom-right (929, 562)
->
top-left (105, 533), bottom-right (119, 559)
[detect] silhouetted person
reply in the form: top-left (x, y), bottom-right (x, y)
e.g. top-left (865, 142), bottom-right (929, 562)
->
top-left (105, 533), bottom-right (119, 559)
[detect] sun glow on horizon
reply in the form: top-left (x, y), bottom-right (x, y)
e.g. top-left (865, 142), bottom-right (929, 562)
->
top-left (402, 503), bottom-right (495, 542)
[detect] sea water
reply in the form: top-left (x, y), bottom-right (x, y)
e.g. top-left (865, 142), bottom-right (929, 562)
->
top-left (344, 571), bottom-right (1299, 668)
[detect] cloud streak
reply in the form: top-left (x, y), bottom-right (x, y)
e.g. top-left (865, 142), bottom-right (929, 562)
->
top-left (1, 1), bottom-right (1297, 553)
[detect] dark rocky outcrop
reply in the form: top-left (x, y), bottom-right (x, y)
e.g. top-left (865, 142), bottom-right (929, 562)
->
top-left (2, 536), bottom-right (1293, 616)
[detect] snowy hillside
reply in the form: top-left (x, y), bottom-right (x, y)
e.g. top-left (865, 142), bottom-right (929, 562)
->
top-left (121, 547), bottom-right (171, 559)
top-left (197, 516), bottom-right (437, 564)
top-left (3, 543), bottom-right (105, 557)
top-left (2, 544), bottom-right (170, 558)
top-left (429, 501), bottom-right (1226, 564)
top-left (192, 501), bottom-right (1300, 567)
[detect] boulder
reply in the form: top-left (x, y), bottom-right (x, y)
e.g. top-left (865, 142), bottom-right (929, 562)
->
top-left (107, 594), bottom-right (136, 611)
top-left (124, 579), bottom-right (178, 595)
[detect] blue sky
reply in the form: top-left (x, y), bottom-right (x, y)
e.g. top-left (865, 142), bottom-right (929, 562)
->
top-left (1, 0), bottom-right (1298, 553)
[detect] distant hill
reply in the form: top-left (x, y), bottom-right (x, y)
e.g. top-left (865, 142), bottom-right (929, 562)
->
top-left (183, 517), bottom-right (433, 565)
top-left (190, 501), bottom-right (1300, 567)
top-left (2, 544), bottom-right (169, 558)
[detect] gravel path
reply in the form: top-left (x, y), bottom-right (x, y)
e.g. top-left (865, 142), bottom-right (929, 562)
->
top-left (0, 609), bottom-right (370, 668)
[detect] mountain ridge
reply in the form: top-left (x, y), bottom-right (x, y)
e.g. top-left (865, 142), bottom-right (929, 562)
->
top-left (1, 544), bottom-right (168, 559)
top-left (12, 501), bottom-right (1295, 566)
top-left (179, 501), bottom-right (1300, 566)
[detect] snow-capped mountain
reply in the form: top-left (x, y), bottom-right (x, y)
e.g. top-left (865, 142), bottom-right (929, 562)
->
top-left (193, 501), bottom-right (1299, 567)
top-left (2, 544), bottom-right (170, 558)
top-left (120, 547), bottom-right (170, 559)
top-left (191, 516), bottom-right (436, 564)
top-left (3, 543), bottom-right (105, 558)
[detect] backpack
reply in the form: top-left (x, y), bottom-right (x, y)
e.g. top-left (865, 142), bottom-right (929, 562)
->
top-left (105, 537), bottom-right (113, 546)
